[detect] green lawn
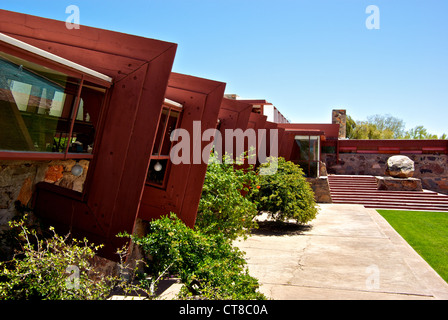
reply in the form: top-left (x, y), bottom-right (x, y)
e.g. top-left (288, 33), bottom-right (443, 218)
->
top-left (377, 210), bottom-right (448, 283)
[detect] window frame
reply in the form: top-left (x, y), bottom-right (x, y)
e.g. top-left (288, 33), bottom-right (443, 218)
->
top-left (0, 33), bottom-right (112, 161)
top-left (146, 100), bottom-right (183, 189)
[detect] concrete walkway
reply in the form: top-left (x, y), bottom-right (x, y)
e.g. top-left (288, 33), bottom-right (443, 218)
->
top-left (235, 204), bottom-right (448, 300)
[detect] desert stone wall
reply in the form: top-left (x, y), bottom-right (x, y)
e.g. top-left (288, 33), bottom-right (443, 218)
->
top-left (323, 153), bottom-right (448, 195)
top-left (307, 177), bottom-right (332, 203)
top-left (0, 160), bottom-right (89, 235)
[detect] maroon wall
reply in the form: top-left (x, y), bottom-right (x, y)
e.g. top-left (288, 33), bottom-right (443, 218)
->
top-left (0, 9), bottom-right (177, 259)
top-left (138, 73), bottom-right (225, 228)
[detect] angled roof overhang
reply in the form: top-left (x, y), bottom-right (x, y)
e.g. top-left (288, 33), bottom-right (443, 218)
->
top-left (1, 9), bottom-right (178, 260)
top-left (0, 32), bottom-right (113, 85)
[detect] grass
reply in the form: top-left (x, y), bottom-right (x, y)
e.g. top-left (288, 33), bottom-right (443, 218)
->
top-left (377, 209), bottom-right (448, 283)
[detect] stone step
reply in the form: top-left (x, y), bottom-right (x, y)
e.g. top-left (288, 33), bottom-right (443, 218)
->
top-left (329, 178), bottom-right (376, 180)
top-left (363, 205), bottom-right (448, 212)
top-left (331, 199), bottom-right (448, 211)
top-left (330, 186), bottom-right (377, 189)
top-left (328, 182), bottom-right (378, 185)
top-left (331, 196), bottom-right (448, 205)
top-left (328, 180), bottom-right (377, 183)
top-left (330, 190), bottom-right (441, 196)
top-left (328, 176), bottom-right (377, 180)
top-left (328, 181), bottom-right (378, 185)
top-left (327, 174), bottom-right (448, 211)
top-left (330, 187), bottom-right (378, 191)
top-left (330, 195), bottom-right (448, 203)
top-left (365, 204), bottom-right (447, 212)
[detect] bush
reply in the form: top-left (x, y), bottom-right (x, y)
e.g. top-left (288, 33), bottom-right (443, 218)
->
top-left (0, 216), bottom-right (113, 299)
top-left (0, 216), bottom-right (153, 300)
top-left (255, 157), bottom-right (318, 223)
top-left (195, 152), bottom-right (259, 240)
top-left (130, 213), bottom-right (266, 300)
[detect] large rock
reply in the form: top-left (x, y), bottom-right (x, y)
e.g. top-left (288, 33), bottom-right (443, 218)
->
top-left (385, 155), bottom-right (414, 178)
top-left (376, 176), bottom-right (422, 191)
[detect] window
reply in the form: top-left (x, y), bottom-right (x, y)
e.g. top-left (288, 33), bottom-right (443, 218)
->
top-left (293, 135), bottom-right (320, 177)
top-left (69, 82), bottom-right (107, 154)
top-left (0, 35), bottom-right (110, 159)
top-left (146, 101), bottom-right (182, 188)
top-left (0, 51), bottom-right (107, 156)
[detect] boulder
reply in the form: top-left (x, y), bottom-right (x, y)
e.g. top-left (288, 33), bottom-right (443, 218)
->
top-left (376, 176), bottom-right (422, 191)
top-left (385, 155), bottom-right (414, 178)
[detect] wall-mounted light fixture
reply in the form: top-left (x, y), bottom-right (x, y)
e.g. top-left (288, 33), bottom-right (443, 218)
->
top-left (71, 161), bottom-right (83, 177)
top-left (154, 161), bottom-right (162, 172)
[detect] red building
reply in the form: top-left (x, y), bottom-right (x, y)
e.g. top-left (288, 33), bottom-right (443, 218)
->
top-left (2, 10), bottom-right (447, 262)
top-left (0, 10), bottom-right (223, 259)
top-left (138, 72), bottom-right (225, 228)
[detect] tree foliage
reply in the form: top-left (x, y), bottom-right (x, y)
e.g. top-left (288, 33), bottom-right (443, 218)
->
top-left (346, 114), bottom-right (446, 140)
top-left (403, 125), bottom-right (440, 139)
top-left (254, 157), bottom-right (318, 224)
top-left (195, 152), bottom-right (259, 240)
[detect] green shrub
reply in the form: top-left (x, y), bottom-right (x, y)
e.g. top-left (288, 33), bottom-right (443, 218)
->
top-left (195, 152), bottom-right (259, 240)
top-left (0, 216), bottom-right (153, 300)
top-left (0, 216), bottom-right (113, 300)
top-left (255, 157), bottom-right (318, 223)
top-left (130, 213), bottom-right (265, 300)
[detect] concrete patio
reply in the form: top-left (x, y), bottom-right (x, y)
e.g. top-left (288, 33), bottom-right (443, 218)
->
top-left (235, 204), bottom-right (448, 300)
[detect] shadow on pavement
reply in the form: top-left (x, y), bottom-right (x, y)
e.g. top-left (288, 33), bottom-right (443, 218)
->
top-left (251, 220), bottom-right (312, 236)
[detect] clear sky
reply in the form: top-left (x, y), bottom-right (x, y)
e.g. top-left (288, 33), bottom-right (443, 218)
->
top-left (2, 0), bottom-right (447, 136)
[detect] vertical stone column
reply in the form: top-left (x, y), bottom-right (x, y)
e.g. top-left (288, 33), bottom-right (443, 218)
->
top-left (332, 109), bottom-right (347, 139)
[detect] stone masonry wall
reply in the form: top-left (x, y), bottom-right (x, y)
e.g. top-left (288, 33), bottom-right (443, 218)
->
top-left (0, 160), bottom-right (89, 235)
top-left (323, 153), bottom-right (448, 195)
top-left (307, 177), bottom-right (332, 203)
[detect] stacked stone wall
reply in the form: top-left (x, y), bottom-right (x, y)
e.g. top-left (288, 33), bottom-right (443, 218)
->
top-left (307, 177), bottom-right (332, 203)
top-left (0, 160), bottom-right (89, 237)
top-left (323, 153), bottom-right (448, 195)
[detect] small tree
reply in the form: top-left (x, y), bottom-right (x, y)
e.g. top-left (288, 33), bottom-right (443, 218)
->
top-left (255, 157), bottom-right (318, 224)
top-left (195, 152), bottom-right (259, 240)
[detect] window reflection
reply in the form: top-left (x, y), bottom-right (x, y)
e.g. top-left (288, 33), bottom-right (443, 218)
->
top-left (0, 51), bottom-right (106, 155)
top-left (293, 135), bottom-right (320, 177)
top-left (70, 82), bottom-right (106, 154)
top-left (152, 108), bottom-right (168, 156)
top-left (160, 110), bottom-right (179, 156)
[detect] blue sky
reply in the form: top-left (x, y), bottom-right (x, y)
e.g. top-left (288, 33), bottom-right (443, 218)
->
top-left (2, 0), bottom-right (447, 135)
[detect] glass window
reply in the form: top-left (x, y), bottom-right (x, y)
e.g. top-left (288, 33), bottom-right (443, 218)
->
top-left (295, 138), bottom-right (310, 161)
top-left (147, 159), bottom-right (169, 186)
top-left (310, 137), bottom-right (319, 161)
top-left (69, 82), bottom-right (106, 154)
top-left (293, 135), bottom-right (320, 177)
top-left (146, 104), bottom-right (181, 187)
top-left (0, 51), bottom-right (106, 155)
top-left (152, 108), bottom-right (168, 156)
top-left (160, 110), bottom-right (180, 156)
